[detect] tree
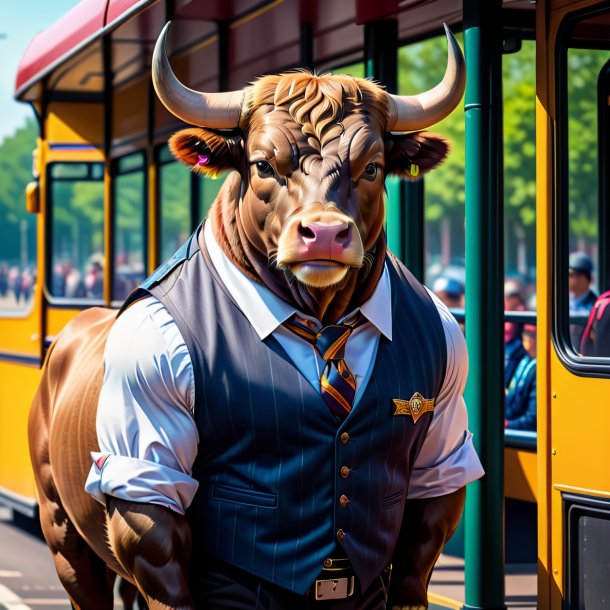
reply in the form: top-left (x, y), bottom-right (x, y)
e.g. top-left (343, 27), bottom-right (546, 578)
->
top-left (0, 119), bottom-right (38, 267)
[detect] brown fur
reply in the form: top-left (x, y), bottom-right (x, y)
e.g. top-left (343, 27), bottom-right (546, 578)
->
top-left (250, 71), bottom-right (389, 146)
top-left (29, 308), bottom-right (193, 608)
top-left (385, 131), bottom-right (450, 179)
top-left (168, 128), bottom-right (242, 177)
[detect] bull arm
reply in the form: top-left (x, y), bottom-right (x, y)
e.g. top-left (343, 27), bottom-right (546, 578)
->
top-left (386, 486), bottom-right (466, 610)
top-left (106, 498), bottom-right (194, 610)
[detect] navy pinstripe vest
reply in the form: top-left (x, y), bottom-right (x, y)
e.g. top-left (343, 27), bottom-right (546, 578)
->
top-left (124, 227), bottom-right (447, 595)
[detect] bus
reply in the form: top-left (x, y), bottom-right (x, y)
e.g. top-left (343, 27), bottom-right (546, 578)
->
top-left (1, 0), bottom-right (609, 607)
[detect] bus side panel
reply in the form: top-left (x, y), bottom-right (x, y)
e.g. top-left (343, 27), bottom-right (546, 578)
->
top-left (0, 362), bottom-right (41, 501)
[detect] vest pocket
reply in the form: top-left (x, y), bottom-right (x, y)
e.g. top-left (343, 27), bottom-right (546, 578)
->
top-left (212, 484), bottom-right (277, 508)
top-left (381, 489), bottom-right (404, 510)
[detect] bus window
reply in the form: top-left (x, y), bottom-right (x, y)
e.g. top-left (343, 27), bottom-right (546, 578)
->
top-left (158, 145), bottom-right (191, 262)
top-left (113, 153), bottom-right (146, 301)
top-left (0, 150), bottom-right (37, 315)
top-left (198, 173), bottom-right (226, 221)
top-left (559, 9), bottom-right (610, 361)
top-left (49, 162), bottom-right (104, 301)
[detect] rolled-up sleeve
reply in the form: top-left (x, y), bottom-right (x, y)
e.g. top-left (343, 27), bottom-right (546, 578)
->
top-left (85, 296), bottom-right (199, 515)
top-left (407, 294), bottom-right (484, 499)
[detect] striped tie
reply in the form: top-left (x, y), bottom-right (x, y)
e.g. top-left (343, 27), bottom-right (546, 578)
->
top-left (284, 316), bottom-right (357, 422)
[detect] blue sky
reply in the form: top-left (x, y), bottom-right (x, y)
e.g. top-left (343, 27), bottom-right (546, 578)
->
top-left (0, 1), bottom-right (82, 142)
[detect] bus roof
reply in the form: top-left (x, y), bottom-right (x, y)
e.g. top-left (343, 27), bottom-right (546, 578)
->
top-left (15, 0), bottom-right (535, 104)
top-left (15, 0), bottom-right (153, 101)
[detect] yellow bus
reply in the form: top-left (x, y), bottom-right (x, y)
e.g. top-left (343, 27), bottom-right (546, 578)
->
top-left (1, 0), bottom-right (609, 607)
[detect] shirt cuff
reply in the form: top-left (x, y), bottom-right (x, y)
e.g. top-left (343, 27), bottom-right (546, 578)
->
top-left (85, 452), bottom-right (199, 515)
top-left (407, 432), bottom-right (485, 499)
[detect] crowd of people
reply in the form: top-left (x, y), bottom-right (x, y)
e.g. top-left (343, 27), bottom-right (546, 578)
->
top-left (51, 259), bottom-right (104, 299)
top-left (0, 263), bottom-right (36, 306)
top-left (431, 249), bottom-right (610, 433)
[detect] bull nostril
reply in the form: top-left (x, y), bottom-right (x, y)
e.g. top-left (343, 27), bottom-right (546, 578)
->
top-left (336, 228), bottom-right (350, 241)
top-left (298, 224), bottom-right (316, 239)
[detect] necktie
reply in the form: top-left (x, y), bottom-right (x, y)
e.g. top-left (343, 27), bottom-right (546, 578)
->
top-left (284, 316), bottom-right (357, 422)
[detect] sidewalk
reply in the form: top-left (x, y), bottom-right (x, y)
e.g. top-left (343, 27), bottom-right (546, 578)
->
top-left (429, 554), bottom-right (537, 609)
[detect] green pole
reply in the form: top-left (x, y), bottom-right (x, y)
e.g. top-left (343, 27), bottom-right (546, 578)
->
top-left (365, 19), bottom-right (424, 276)
top-left (402, 179), bottom-right (424, 281)
top-left (463, 0), bottom-right (506, 608)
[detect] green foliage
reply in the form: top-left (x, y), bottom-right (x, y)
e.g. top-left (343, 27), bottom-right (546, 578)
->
top-left (159, 160), bottom-right (191, 261)
top-left (566, 48), bottom-right (609, 247)
top-left (0, 119), bottom-right (38, 266)
top-left (398, 36), bottom-right (538, 273)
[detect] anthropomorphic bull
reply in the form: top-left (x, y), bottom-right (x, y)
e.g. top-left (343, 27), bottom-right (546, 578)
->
top-left (29, 22), bottom-right (483, 610)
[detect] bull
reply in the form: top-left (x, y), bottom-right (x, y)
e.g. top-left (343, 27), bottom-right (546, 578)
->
top-left (29, 22), bottom-right (478, 610)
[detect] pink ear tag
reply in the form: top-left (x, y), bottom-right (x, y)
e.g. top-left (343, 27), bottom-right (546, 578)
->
top-left (197, 154), bottom-right (210, 166)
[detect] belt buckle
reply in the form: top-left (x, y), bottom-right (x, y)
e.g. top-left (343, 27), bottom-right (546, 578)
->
top-left (314, 576), bottom-right (355, 600)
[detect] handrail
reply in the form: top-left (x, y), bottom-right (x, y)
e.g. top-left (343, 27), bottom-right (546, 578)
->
top-left (504, 429), bottom-right (537, 450)
top-left (448, 308), bottom-right (589, 327)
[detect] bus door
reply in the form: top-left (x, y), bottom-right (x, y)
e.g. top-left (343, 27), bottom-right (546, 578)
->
top-left (539, 2), bottom-right (610, 608)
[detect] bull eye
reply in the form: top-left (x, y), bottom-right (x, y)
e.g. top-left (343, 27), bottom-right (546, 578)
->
top-left (255, 160), bottom-right (275, 178)
top-left (362, 163), bottom-right (378, 181)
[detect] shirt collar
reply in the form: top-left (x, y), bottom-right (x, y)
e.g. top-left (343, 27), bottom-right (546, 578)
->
top-left (204, 221), bottom-right (392, 340)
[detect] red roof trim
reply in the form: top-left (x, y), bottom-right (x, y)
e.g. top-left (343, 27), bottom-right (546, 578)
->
top-left (14, 0), bottom-right (155, 101)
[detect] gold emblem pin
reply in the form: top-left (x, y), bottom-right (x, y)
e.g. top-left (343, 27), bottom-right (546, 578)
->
top-left (393, 392), bottom-right (434, 423)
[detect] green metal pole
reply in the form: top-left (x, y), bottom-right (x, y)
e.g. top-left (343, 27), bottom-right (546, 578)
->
top-left (463, 0), bottom-right (506, 608)
top-left (402, 179), bottom-right (424, 281)
top-left (365, 20), bottom-right (425, 276)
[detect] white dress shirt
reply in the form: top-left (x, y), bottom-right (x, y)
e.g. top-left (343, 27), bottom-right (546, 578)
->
top-left (85, 222), bottom-right (484, 514)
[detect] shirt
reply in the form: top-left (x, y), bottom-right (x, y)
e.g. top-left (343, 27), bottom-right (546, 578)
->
top-left (85, 222), bottom-right (484, 514)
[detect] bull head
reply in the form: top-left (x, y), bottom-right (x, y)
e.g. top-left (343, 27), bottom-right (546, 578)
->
top-left (152, 23), bottom-right (465, 322)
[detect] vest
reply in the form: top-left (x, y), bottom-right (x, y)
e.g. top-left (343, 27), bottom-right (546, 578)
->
top-left (122, 226), bottom-right (447, 595)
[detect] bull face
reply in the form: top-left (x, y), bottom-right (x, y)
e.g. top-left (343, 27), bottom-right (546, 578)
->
top-left (153, 22), bottom-right (464, 310)
top-left (242, 84), bottom-right (387, 290)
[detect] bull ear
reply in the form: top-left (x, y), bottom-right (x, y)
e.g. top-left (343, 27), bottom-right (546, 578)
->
top-left (385, 131), bottom-right (450, 180)
top-left (168, 128), bottom-right (243, 177)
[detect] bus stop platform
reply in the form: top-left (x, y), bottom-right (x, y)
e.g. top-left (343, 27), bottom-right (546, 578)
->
top-left (428, 554), bottom-right (537, 609)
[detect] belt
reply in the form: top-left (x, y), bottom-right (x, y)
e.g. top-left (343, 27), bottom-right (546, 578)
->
top-left (311, 558), bottom-right (356, 601)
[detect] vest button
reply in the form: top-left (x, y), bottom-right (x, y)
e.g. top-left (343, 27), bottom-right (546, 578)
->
top-left (323, 558), bottom-right (332, 568)
top-left (337, 529), bottom-right (346, 541)
top-left (340, 466), bottom-right (350, 478)
top-left (339, 494), bottom-right (350, 508)
top-left (340, 432), bottom-right (350, 444)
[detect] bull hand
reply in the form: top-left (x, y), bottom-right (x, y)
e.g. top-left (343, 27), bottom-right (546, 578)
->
top-left (106, 497), bottom-right (195, 610)
top-left (386, 487), bottom-right (466, 610)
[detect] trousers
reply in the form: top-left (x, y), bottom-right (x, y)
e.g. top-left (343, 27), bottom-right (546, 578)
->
top-left (191, 559), bottom-right (391, 610)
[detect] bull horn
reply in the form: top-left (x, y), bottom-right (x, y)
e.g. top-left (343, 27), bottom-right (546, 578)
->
top-left (386, 24), bottom-right (465, 132)
top-left (152, 22), bottom-right (243, 129)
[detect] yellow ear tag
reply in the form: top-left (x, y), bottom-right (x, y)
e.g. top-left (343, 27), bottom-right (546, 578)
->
top-left (409, 163), bottom-right (419, 177)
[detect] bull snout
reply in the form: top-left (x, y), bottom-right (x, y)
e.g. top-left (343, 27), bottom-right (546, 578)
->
top-left (277, 211), bottom-right (363, 288)
top-left (297, 221), bottom-right (352, 260)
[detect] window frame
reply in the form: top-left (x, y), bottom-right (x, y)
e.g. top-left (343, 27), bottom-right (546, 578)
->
top-left (554, 3), bottom-right (610, 378)
top-left (155, 144), bottom-right (199, 265)
top-left (110, 151), bottom-right (148, 306)
top-left (45, 161), bottom-right (106, 308)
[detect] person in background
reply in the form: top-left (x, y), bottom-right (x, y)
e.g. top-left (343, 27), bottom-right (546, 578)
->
top-left (432, 275), bottom-right (464, 310)
top-left (504, 283), bottom-right (527, 388)
top-left (580, 289), bottom-right (610, 357)
top-left (505, 323), bottom-right (537, 431)
top-left (84, 260), bottom-right (103, 299)
top-left (569, 251), bottom-right (597, 349)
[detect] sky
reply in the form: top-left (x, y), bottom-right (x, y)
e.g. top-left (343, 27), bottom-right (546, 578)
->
top-left (0, 1), bottom-right (82, 143)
